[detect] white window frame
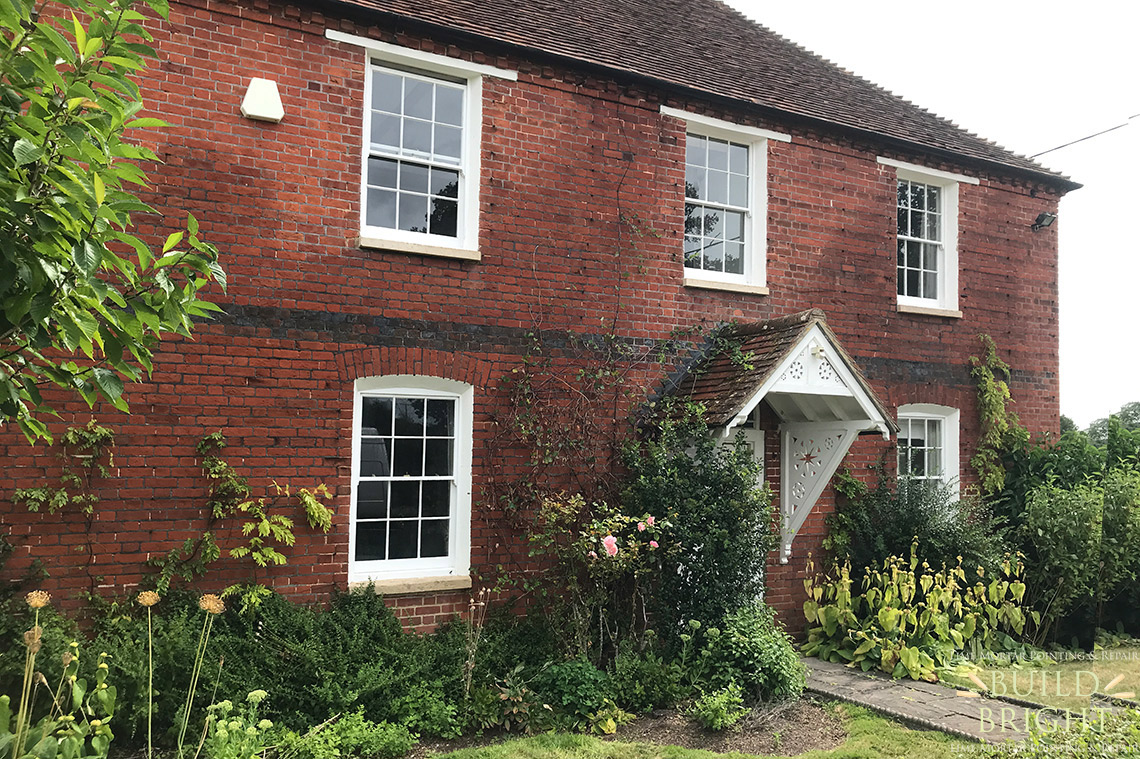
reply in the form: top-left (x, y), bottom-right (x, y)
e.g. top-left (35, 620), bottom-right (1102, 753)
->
top-left (896, 403), bottom-right (960, 495)
top-left (326, 30), bottom-right (517, 261)
top-left (879, 157), bottom-right (977, 315)
top-left (662, 106), bottom-right (789, 295)
top-left (349, 375), bottom-right (473, 583)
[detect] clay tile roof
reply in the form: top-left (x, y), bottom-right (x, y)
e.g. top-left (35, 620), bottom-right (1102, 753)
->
top-left (671, 309), bottom-right (895, 431)
top-left (331, 0), bottom-right (1078, 190)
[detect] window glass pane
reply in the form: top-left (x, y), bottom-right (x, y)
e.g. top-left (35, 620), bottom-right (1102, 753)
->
top-left (927, 447), bottom-right (942, 476)
top-left (906, 269), bottom-right (920, 295)
top-left (922, 243), bottom-right (938, 271)
top-left (402, 119), bottom-right (432, 156)
top-left (707, 170), bottom-right (728, 204)
top-left (897, 239), bottom-right (906, 267)
top-left (356, 480), bottom-right (388, 519)
top-left (426, 399), bottom-right (455, 436)
top-left (404, 78), bottom-right (433, 120)
top-left (729, 173), bottom-right (748, 207)
top-left (909, 183), bottom-right (925, 210)
top-left (897, 207), bottom-right (908, 236)
top-left (708, 138), bottom-right (729, 170)
top-left (400, 163), bottom-right (430, 194)
top-left (906, 240), bottom-right (920, 268)
top-left (703, 240), bottom-right (724, 272)
top-left (420, 519), bottom-right (449, 558)
top-left (393, 437), bottom-right (424, 476)
top-left (430, 168), bottom-right (460, 198)
top-left (361, 396), bottom-right (393, 436)
top-left (367, 158), bottom-right (398, 189)
top-left (729, 142), bottom-right (748, 174)
top-left (897, 181), bottom-right (909, 207)
top-left (429, 198), bottom-right (458, 238)
top-left (911, 448), bottom-right (926, 476)
top-left (434, 124), bottom-right (462, 162)
top-left (422, 481), bottom-right (451, 516)
top-left (923, 271), bottom-right (937, 299)
top-left (926, 212), bottom-right (941, 241)
top-left (435, 85), bottom-right (463, 126)
top-left (398, 194), bottom-right (429, 233)
top-left (684, 235), bottom-right (701, 268)
top-left (424, 438), bottom-right (453, 476)
top-left (702, 208), bottom-right (723, 238)
top-left (926, 185), bottom-right (940, 212)
top-left (389, 481), bottom-right (420, 518)
top-left (366, 189), bottom-right (397, 229)
top-left (724, 241), bottom-right (744, 275)
top-left (355, 523), bottom-right (387, 561)
top-left (370, 114), bottom-right (400, 152)
top-left (371, 71), bottom-right (403, 114)
top-left (360, 438), bottom-right (391, 477)
top-left (395, 398), bottom-right (425, 435)
top-left (686, 170), bottom-right (705, 201)
top-left (686, 134), bottom-right (706, 166)
top-left (910, 210), bottom-right (924, 238)
top-left (724, 211), bottom-right (745, 243)
top-left (388, 521), bottom-right (418, 559)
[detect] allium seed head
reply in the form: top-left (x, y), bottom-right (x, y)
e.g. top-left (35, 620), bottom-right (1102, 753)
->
top-left (198, 594), bottom-right (225, 615)
top-left (137, 591), bottom-right (160, 607)
top-left (26, 590), bottom-right (50, 609)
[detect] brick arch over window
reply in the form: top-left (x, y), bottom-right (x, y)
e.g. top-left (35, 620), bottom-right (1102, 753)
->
top-left (332, 347), bottom-right (495, 390)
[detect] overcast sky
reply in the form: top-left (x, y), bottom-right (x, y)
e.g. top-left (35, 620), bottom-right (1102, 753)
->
top-left (726, 0), bottom-right (1139, 428)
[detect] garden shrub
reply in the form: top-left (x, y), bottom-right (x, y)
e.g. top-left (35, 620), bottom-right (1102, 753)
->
top-left (830, 470), bottom-right (1007, 578)
top-left (276, 710), bottom-right (416, 759)
top-left (610, 635), bottom-right (681, 713)
top-left (701, 602), bottom-right (804, 702)
top-left (531, 659), bottom-right (613, 730)
top-left (90, 586), bottom-right (466, 745)
top-left (1019, 467), bottom-right (1140, 643)
top-left (803, 544), bottom-right (1034, 681)
top-left (688, 683), bottom-right (747, 732)
top-left (620, 408), bottom-right (776, 640)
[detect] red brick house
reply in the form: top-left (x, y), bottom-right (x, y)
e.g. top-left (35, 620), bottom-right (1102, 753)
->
top-left (0, 0), bottom-right (1077, 630)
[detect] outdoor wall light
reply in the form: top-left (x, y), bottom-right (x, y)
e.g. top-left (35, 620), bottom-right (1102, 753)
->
top-left (1031, 212), bottom-right (1058, 231)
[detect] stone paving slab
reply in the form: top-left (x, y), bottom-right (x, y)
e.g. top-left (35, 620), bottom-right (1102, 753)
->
top-left (803, 657), bottom-right (1053, 744)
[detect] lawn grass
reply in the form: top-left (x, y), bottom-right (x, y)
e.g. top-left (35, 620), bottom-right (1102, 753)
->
top-left (942, 645), bottom-right (1140, 712)
top-left (436, 704), bottom-right (964, 759)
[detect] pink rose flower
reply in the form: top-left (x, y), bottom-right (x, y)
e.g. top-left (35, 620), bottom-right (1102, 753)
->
top-left (649, 540), bottom-right (659, 549)
top-left (646, 516), bottom-right (655, 527)
top-left (588, 550), bottom-right (597, 559)
top-left (637, 522), bottom-right (646, 532)
top-left (602, 535), bottom-right (619, 556)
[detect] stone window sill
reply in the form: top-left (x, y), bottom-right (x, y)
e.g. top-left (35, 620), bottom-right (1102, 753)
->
top-left (684, 276), bottom-right (770, 296)
top-left (897, 303), bottom-right (962, 319)
top-left (349, 575), bottom-right (473, 596)
top-left (358, 236), bottom-right (481, 262)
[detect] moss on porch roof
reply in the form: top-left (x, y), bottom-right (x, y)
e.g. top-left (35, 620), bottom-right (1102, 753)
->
top-left (670, 309), bottom-right (896, 431)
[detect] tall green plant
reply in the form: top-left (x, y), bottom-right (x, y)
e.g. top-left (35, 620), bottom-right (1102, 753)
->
top-left (969, 335), bottom-right (1029, 496)
top-left (0, 0), bottom-right (225, 443)
top-left (621, 404), bottom-right (776, 638)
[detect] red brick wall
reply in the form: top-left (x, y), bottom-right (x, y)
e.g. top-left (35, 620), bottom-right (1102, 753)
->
top-left (0, 0), bottom-right (1064, 630)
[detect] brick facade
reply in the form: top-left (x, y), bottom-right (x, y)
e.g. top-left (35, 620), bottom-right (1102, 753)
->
top-left (0, 0), bottom-right (1065, 633)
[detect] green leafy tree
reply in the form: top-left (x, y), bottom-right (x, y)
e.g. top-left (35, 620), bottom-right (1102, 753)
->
top-left (0, 0), bottom-right (224, 442)
top-left (1087, 401), bottom-right (1140, 446)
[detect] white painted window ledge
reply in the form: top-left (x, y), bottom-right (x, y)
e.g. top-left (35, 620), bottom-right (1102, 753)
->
top-left (358, 236), bottom-right (481, 261)
top-left (350, 575), bottom-right (473, 596)
top-left (897, 303), bottom-right (963, 318)
top-left (684, 276), bottom-right (770, 296)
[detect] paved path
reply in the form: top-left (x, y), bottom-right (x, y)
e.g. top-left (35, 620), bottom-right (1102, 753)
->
top-left (804, 657), bottom-right (1070, 744)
